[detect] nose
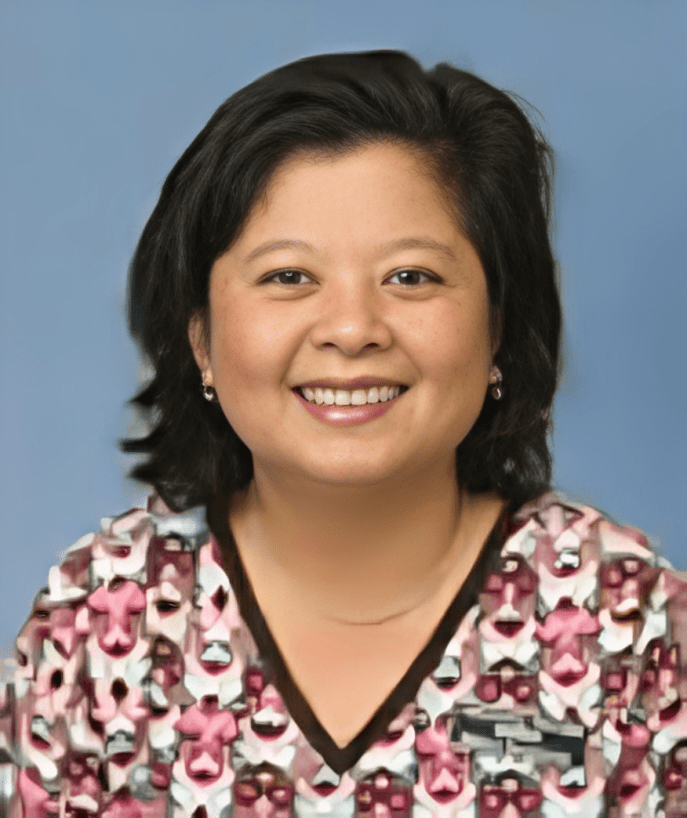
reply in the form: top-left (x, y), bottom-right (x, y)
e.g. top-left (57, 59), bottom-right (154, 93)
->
top-left (310, 275), bottom-right (392, 356)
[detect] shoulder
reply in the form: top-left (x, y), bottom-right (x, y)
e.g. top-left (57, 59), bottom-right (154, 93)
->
top-left (4, 496), bottom-right (233, 810)
top-left (508, 492), bottom-right (687, 733)
top-left (502, 489), bottom-right (686, 637)
top-left (455, 492), bottom-right (687, 813)
top-left (506, 489), bottom-right (678, 577)
top-left (14, 495), bottom-right (213, 670)
top-left (508, 489), bottom-right (662, 561)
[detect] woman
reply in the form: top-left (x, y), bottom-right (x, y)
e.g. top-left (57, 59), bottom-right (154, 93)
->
top-left (4, 51), bottom-right (686, 818)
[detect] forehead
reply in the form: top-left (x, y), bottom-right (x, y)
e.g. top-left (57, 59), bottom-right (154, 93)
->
top-left (233, 142), bottom-right (463, 253)
top-left (269, 141), bottom-right (445, 193)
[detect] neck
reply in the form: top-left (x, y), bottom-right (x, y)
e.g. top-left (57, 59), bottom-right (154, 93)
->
top-left (229, 458), bottom-right (503, 626)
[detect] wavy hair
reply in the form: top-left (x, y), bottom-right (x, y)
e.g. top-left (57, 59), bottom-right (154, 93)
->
top-left (123, 50), bottom-right (561, 510)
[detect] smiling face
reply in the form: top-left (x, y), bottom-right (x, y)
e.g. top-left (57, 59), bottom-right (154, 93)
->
top-left (189, 142), bottom-right (495, 489)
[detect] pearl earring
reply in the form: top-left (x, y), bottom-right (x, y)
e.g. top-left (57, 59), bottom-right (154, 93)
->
top-left (489, 366), bottom-right (503, 400)
top-left (202, 375), bottom-right (218, 402)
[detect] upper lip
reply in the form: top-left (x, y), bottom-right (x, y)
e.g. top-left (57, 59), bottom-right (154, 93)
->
top-left (295, 377), bottom-right (407, 390)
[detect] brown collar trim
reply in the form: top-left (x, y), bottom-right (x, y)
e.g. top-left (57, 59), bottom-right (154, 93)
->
top-left (207, 495), bottom-right (508, 775)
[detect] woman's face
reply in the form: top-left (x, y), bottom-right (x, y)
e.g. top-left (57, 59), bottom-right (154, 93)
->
top-left (190, 143), bottom-right (495, 488)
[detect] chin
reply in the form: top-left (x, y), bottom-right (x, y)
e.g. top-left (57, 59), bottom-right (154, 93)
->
top-left (303, 465), bottom-right (397, 487)
top-left (297, 456), bottom-right (409, 487)
top-left (257, 445), bottom-right (406, 487)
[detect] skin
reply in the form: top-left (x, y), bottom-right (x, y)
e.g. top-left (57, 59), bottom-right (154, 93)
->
top-left (189, 143), bottom-right (505, 746)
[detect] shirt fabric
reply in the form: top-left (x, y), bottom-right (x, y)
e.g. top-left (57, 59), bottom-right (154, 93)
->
top-left (2, 490), bottom-right (687, 817)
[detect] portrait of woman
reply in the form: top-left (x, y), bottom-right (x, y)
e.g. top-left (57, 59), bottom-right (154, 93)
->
top-left (1, 3), bottom-right (685, 817)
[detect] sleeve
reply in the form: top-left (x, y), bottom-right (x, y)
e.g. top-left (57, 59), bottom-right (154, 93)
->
top-left (649, 565), bottom-right (687, 818)
top-left (1, 532), bottom-right (95, 817)
top-left (596, 517), bottom-right (687, 818)
top-left (0, 508), bottom-right (171, 818)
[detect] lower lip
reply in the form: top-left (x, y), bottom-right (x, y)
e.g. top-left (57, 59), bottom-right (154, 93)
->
top-left (294, 389), bottom-right (403, 425)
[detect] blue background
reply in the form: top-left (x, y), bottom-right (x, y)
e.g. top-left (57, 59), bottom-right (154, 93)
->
top-left (1, 0), bottom-right (685, 652)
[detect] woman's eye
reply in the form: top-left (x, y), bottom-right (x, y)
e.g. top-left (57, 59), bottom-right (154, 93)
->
top-left (386, 269), bottom-right (435, 286)
top-left (265, 269), bottom-right (312, 285)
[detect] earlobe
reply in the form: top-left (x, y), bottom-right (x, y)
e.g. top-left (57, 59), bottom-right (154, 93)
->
top-left (188, 312), bottom-right (211, 377)
top-left (490, 310), bottom-right (502, 358)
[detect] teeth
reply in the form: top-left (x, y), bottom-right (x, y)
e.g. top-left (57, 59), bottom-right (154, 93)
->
top-left (300, 386), bottom-right (402, 405)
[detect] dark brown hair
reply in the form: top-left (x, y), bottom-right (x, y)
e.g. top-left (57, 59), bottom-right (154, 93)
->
top-left (123, 50), bottom-right (561, 510)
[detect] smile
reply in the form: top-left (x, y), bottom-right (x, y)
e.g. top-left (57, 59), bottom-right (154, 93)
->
top-left (298, 385), bottom-right (406, 406)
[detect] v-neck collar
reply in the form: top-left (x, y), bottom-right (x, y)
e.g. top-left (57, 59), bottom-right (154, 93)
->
top-left (207, 495), bottom-right (508, 775)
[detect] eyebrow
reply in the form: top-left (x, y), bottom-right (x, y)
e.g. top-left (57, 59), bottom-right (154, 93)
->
top-left (243, 236), bottom-right (457, 265)
top-left (376, 237), bottom-right (457, 261)
top-left (244, 239), bottom-right (316, 264)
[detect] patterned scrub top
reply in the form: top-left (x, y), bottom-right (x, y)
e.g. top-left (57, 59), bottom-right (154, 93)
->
top-left (2, 491), bottom-right (687, 817)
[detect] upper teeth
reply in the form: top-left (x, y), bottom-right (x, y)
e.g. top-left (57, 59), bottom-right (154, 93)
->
top-left (301, 386), bottom-right (402, 405)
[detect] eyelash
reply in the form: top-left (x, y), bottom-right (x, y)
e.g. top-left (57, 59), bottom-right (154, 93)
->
top-left (262, 269), bottom-right (314, 286)
top-left (262, 268), bottom-right (439, 286)
top-left (385, 269), bottom-right (438, 286)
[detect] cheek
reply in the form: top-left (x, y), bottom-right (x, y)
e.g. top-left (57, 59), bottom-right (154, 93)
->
top-left (208, 306), bottom-right (289, 390)
top-left (422, 308), bottom-right (492, 397)
top-left (426, 296), bottom-right (491, 356)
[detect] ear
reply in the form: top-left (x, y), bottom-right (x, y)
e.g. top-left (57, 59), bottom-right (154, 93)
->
top-left (490, 309), bottom-right (502, 358)
top-left (188, 312), bottom-right (212, 383)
